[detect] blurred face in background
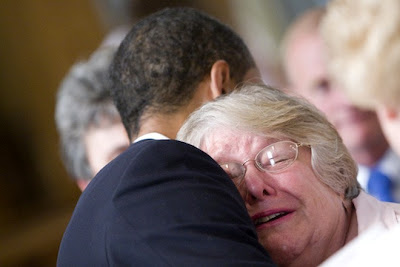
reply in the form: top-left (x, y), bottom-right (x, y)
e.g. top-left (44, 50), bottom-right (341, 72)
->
top-left (80, 121), bottom-right (129, 191)
top-left (284, 30), bottom-right (387, 166)
top-left (376, 107), bottom-right (400, 157)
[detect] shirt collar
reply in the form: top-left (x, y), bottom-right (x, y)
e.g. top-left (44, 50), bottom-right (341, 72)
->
top-left (133, 132), bottom-right (169, 143)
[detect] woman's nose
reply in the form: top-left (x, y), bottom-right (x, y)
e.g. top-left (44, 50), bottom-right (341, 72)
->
top-left (242, 163), bottom-right (275, 204)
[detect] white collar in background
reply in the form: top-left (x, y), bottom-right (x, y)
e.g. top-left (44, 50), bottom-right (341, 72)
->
top-left (133, 132), bottom-right (169, 143)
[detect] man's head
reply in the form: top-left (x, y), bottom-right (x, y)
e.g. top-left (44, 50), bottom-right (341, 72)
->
top-left (110, 7), bottom-right (258, 141)
top-left (55, 47), bottom-right (129, 191)
top-left (281, 7), bottom-right (388, 166)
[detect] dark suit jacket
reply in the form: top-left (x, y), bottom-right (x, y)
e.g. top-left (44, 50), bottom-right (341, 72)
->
top-left (57, 139), bottom-right (275, 266)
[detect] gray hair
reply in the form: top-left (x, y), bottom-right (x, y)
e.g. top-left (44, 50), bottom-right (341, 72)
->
top-left (55, 47), bottom-right (121, 180)
top-left (177, 84), bottom-right (360, 199)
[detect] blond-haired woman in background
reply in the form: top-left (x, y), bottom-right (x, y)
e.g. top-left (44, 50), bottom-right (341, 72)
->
top-left (322, 0), bottom-right (400, 157)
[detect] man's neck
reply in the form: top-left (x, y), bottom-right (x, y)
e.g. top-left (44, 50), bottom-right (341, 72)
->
top-left (134, 85), bottom-right (210, 141)
top-left (136, 112), bottom-right (188, 140)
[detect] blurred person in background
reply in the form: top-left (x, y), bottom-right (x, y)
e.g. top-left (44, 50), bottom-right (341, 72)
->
top-left (322, 0), bottom-right (400, 159)
top-left (280, 6), bottom-right (400, 203)
top-left (320, 3), bottom-right (400, 261)
top-left (55, 46), bottom-right (129, 191)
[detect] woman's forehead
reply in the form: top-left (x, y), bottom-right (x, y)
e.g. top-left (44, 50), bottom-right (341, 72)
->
top-left (203, 128), bottom-right (284, 144)
top-left (201, 129), bottom-right (285, 156)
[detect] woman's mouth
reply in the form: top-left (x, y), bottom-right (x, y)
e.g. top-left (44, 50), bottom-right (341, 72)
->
top-left (253, 211), bottom-right (291, 227)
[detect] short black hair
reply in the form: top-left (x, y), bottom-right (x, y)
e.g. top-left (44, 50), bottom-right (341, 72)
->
top-left (110, 7), bottom-right (255, 139)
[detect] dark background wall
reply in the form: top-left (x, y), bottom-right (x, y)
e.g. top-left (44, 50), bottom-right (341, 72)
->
top-left (0, 1), bottom-right (103, 266)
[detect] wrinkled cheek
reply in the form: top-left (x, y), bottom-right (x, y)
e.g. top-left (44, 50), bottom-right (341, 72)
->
top-left (258, 231), bottom-right (302, 266)
top-left (257, 230), bottom-right (280, 252)
top-left (257, 232), bottom-right (301, 259)
top-left (237, 184), bottom-right (248, 200)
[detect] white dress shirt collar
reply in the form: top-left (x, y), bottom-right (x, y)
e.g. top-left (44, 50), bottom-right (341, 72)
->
top-left (133, 132), bottom-right (169, 143)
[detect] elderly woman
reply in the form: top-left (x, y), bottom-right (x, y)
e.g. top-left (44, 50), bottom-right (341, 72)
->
top-left (177, 84), bottom-right (400, 266)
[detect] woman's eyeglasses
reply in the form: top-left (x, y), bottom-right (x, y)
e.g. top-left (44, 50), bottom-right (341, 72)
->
top-left (219, 140), bottom-right (309, 185)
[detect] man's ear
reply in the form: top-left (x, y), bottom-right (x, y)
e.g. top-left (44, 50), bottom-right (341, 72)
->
top-left (209, 60), bottom-right (231, 99)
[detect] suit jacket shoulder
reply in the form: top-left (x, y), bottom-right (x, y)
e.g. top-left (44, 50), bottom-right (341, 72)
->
top-left (57, 140), bottom-right (275, 266)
